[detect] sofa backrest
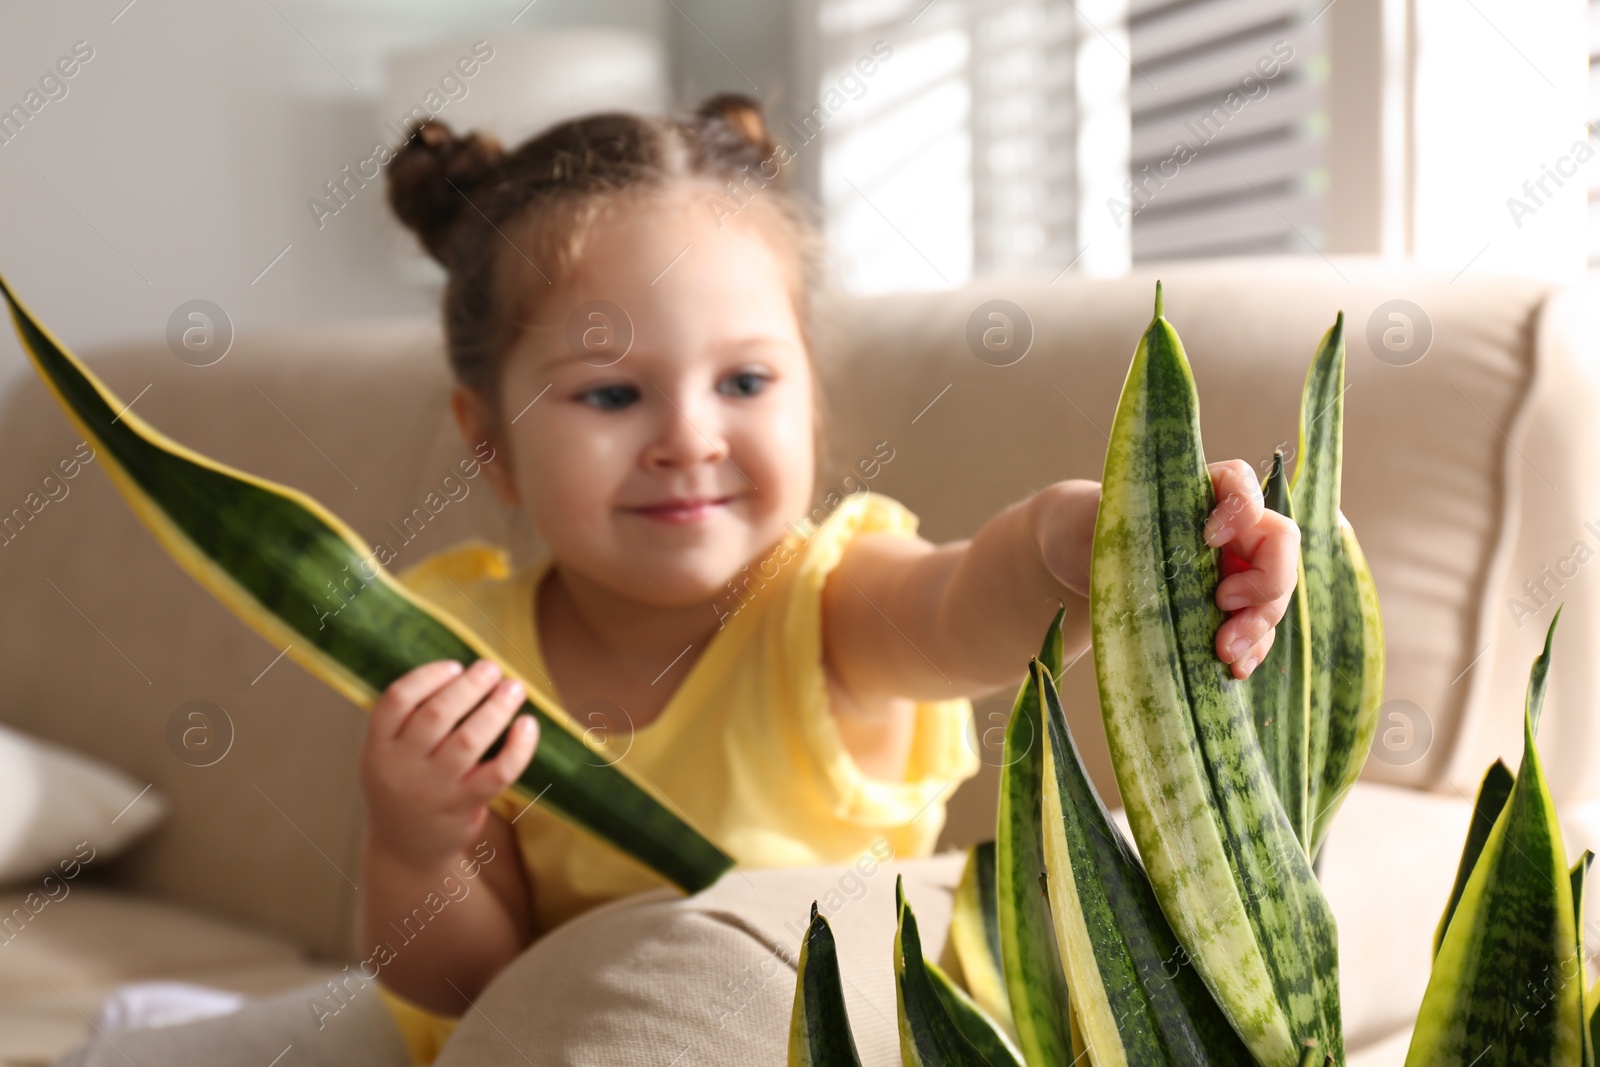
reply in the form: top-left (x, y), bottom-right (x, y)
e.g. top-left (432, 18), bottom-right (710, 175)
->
top-left (0, 258), bottom-right (1592, 960)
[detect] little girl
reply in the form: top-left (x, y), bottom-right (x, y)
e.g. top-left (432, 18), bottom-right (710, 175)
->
top-left (358, 94), bottom-right (1299, 1063)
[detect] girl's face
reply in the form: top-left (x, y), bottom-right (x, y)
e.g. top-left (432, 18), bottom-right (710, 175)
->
top-left (460, 186), bottom-right (816, 608)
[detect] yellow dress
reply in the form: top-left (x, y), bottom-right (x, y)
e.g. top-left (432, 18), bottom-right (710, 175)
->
top-left (373, 490), bottom-right (981, 1064)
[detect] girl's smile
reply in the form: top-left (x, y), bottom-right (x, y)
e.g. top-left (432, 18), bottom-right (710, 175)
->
top-left (621, 493), bottom-right (741, 524)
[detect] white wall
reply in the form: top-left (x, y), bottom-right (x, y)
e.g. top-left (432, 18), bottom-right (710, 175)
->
top-left (1326, 0), bottom-right (1591, 280)
top-left (1409, 0), bottom-right (1589, 282)
top-left (0, 0), bottom-right (788, 386)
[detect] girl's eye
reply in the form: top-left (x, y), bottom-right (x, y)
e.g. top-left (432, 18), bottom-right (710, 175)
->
top-left (719, 371), bottom-right (770, 398)
top-left (578, 384), bottom-right (640, 411)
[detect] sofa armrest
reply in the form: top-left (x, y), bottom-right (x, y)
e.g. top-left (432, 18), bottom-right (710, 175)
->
top-left (435, 853), bottom-right (964, 1067)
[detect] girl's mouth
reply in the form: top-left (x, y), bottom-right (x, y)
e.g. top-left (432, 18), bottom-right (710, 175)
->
top-left (623, 495), bottom-right (736, 524)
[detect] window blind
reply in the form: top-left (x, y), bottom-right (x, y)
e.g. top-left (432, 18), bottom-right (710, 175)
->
top-left (809, 0), bottom-right (1331, 286)
top-left (1126, 0), bottom-right (1327, 261)
top-left (1588, 0), bottom-right (1600, 267)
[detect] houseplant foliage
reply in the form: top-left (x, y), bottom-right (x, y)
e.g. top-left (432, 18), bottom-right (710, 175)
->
top-left (1248, 449), bottom-right (1312, 847)
top-left (1289, 315), bottom-right (1385, 856)
top-left (1404, 611), bottom-right (1593, 1066)
top-left (789, 903), bottom-right (864, 1067)
top-left (0, 274), bottom-right (732, 894)
top-left (787, 288), bottom-right (1405, 1066)
top-left (790, 290), bottom-right (1598, 1066)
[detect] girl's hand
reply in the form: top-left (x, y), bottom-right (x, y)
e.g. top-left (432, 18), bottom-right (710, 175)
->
top-left (1033, 461), bottom-right (1299, 681)
top-left (1203, 459), bottom-right (1300, 680)
top-left (358, 659), bottom-right (539, 872)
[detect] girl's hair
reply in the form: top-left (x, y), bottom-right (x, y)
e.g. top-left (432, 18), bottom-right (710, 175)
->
top-left (385, 94), bottom-right (828, 457)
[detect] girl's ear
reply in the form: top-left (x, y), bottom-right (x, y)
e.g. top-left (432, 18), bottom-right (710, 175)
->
top-left (449, 386), bottom-right (520, 506)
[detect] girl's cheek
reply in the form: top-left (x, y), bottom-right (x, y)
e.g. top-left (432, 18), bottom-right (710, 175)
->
top-left (520, 415), bottom-right (630, 500)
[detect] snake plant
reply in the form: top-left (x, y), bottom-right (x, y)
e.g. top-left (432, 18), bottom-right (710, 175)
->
top-left (789, 903), bottom-right (863, 1067)
top-left (784, 287), bottom-right (1585, 1067)
top-left (1405, 613), bottom-right (1589, 1066)
top-left (782, 288), bottom-right (1368, 1065)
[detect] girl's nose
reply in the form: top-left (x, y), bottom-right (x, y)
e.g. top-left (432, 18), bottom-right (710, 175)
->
top-left (642, 386), bottom-right (729, 471)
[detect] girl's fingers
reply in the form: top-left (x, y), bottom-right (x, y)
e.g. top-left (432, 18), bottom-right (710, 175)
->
top-left (1216, 512), bottom-right (1299, 619)
top-left (1216, 605), bottom-right (1275, 665)
top-left (1204, 460), bottom-right (1264, 547)
top-left (1223, 507), bottom-right (1300, 575)
top-left (371, 660), bottom-right (465, 740)
top-left (1216, 554), bottom-right (1294, 612)
top-left (1228, 631), bottom-right (1277, 680)
top-left (396, 659), bottom-right (504, 754)
top-left (439, 676), bottom-right (526, 774)
top-left (462, 714), bottom-right (540, 803)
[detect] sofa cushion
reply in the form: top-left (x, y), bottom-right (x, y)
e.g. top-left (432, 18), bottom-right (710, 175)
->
top-left (0, 723), bottom-right (166, 887)
top-left (0, 886), bottom-right (335, 1067)
top-left (1316, 781), bottom-right (1474, 1050)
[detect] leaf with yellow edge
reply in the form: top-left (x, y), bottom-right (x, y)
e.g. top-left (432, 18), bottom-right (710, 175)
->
top-left (0, 274), bottom-right (732, 893)
top-left (1406, 611), bottom-right (1585, 1066)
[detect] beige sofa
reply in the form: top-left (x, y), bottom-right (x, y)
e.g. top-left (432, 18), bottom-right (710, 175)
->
top-left (3, 259), bottom-right (1597, 1066)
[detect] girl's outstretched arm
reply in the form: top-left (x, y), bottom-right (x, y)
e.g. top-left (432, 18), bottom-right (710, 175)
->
top-left (822, 461), bottom-right (1298, 704)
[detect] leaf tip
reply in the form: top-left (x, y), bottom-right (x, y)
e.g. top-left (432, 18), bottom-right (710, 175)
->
top-left (1153, 280), bottom-right (1164, 319)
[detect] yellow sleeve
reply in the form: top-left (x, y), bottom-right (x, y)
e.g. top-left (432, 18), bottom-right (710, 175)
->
top-left (784, 491), bottom-right (981, 828)
top-left (376, 982), bottom-right (460, 1065)
top-left (394, 539), bottom-right (513, 598)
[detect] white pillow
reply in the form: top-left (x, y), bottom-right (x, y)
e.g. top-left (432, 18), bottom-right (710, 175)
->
top-left (0, 723), bottom-right (167, 887)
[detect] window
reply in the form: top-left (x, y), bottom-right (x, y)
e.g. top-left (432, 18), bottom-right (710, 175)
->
top-left (809, 0), bottom-right (1331, 287)
top-left (815, 0), bottom-right (975, 293)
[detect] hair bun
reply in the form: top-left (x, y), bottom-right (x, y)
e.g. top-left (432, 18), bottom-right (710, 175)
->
top-left (387, 120), bottom-right (506, 263)
top-left (695, 93), bottom-right (778, 166)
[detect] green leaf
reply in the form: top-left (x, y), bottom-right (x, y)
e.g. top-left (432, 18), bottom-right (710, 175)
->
top-left (895, 877), bottom-right (993, 1066)
top-left (0, 275), bottom-right (733, 894)
top-left (1433, 760), bottom-right (1514, 959)
top-left (1312, 518), bottom-right (1384, 853)
top-left (1035, 660), bottom-right (1255, 1065)
top-left (789, 902), bottom-right (863, 1067)
top-left (1090, 286), bottom-right (1343, 1067)
top-left (926, 960), bottom-right (1023, 1067)
top-left (1249, 450), bottom-right (1313, 849)
top-left (1288, 315), bottom-right (1385, 855)
top-left (948, 842), bottom-right (1013, 1038)
top-left (1574, 851), bottom-right (1595, 1067)
top-left (997, 626), bottom-right (1076, 1065)
top-left (1589, 977), bottom-right (1600, 1063)
top-left (1298, 1043), bottom-right (1331, 1067)
top-left (1038, 605), bottom-right (1067, 677)
top-left (1406, 611), bottom-right (1585, 1066)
